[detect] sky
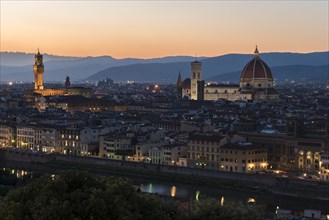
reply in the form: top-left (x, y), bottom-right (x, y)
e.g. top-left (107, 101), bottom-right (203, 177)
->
top-left (0, 1), bottom-right (328, 58)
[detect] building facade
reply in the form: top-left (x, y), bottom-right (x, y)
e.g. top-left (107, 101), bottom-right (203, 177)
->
top-left (99, 133), bottom-right (134, 158)
top-left (219, 143), bottom-right (268, 173)
top-left (319, 151), bottom-right (329, 181)
top-left (16, 126), bottom-right (35, 149)
top-left (59, 128), bottom-right (82, 155)
top-left (34, 127), bottom-right (59, 153)
top-left (0, 124), bottom-right (14, 147)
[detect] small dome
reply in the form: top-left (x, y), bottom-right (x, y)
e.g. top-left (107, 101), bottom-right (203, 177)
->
top-left (182, 78), bottom-right (191, 89)
top-left (240, 47), bottom-right (273, 80)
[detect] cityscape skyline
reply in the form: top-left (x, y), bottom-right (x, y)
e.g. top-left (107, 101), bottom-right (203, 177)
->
top-left (1, 1), bottom-right (328, 58)
top-left (1, 1), bottom-right (329, 218)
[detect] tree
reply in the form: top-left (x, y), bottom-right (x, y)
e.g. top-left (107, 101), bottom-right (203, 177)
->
top-left (0, 171), bottom-right (264, 220)
top-left (0, 171), bottom-right (184, 220)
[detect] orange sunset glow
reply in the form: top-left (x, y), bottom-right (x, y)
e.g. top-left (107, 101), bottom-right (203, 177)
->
top-left (0, 1), bottom-right (328, 58)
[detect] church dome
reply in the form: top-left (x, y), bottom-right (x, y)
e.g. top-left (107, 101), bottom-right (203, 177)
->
top-left (240, 47), bottom-right (273, 81)
top-left (182, 78), bottom-right (191, 89)
top-left (239, 47), bottom-right (274, 90)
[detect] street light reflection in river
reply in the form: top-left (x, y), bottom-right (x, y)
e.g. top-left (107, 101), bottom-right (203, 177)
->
top-left (148, 183), bottom-right (153, 193)
top-left (196, 191), bottom-right (200, 201)
top-left (220, 196), bottom-right (224, 206)
top-left (171, 186), bottom-right (176, 197)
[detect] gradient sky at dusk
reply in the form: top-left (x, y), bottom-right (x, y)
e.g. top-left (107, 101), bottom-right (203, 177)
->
top-left (0, 1), bottom-right (328, 58)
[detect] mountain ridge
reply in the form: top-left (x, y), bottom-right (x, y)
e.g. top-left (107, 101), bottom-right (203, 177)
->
top-left (1, 51), bottom-right (328, 82)
top-left (86, 52), bottom-right (329, 83)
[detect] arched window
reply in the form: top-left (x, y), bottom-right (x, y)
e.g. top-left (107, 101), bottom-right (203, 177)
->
top-left (193, 72), bottom-right (196, 78)
top-left (258, 84), bottom-right (261, 87)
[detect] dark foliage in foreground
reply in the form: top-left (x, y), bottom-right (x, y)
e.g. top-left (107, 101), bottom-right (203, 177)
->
top-left (0, 171), bottom-right (264, 220)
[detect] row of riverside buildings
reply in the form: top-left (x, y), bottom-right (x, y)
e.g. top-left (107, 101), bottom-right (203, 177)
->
top-left (1, 117), bottom-right (329, 181)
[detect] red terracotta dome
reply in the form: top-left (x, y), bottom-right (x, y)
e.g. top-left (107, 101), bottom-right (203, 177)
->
top-left (240, 47), bottom-right (273, 80)
top-left (182, 78), bottom-right (191, 89)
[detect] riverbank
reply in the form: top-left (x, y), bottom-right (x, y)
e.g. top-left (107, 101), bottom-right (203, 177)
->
top-left (1, 148), bottom-right (328, 213)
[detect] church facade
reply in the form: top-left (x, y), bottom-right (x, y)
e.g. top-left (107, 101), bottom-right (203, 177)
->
top-left (178, 47), bottom-right (279, 101)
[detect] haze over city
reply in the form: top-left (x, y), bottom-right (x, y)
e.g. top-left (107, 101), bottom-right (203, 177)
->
top-left (1, 1), bottom-right (328, 58)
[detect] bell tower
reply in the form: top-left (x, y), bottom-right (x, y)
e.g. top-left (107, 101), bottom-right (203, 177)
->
top-left (190, 60), bottom-right (204, 100)
top-left (33, 49), bottom-right (44, 90)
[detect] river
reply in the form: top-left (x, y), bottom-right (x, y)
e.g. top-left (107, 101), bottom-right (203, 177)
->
top-left (1, 161), bottom-right (328, 218)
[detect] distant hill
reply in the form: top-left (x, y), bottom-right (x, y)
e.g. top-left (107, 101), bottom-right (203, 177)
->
top-left (86, 52), bottom-right (329, 83)
top-left (86, 62), bottom-right (190, 83)
top-left (1, 51), bottom-right (328, 82)
top-left (206, 65), bottom-right (329, 83)
top-left (0, 52), bottom-right (205, 81)
top-left (0, 52), bottom-right (80, 66)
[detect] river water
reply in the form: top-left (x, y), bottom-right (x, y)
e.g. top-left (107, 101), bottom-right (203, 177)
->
top-left (1, 161), bottom-right (328, 218)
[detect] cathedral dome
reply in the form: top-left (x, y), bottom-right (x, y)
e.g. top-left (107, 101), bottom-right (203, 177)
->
top-left (182, 78), bottom-right (191, 89)
top-left (240, 47), bottom-right (274, 89)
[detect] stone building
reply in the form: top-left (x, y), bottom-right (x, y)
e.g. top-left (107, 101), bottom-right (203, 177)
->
top-left (26, 50), bottom-right (92, 105)
top-left (319, 151), bottom-right (329, 181)
top-left (238, 117), bottom-right (329, 171)
top-left (219, 142), bottom-right (267, 173)
top-left (0, 124), bottom-right (15, 147)
top-left (99, 132), bottom-right (134, 158)
top-left (16, 126), bottom-right (35, 149)
top-left (187, 134), bottom-right (227, 169)
top-left (59, 127), bottom-right (82, 155)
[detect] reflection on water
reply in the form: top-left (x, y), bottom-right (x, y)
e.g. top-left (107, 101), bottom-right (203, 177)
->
top-left (1, 161), bottom-right (328, 216)
top-left (247, 197), bottom-right (256, 204)
top-left (220, 196), bottom-right (224, 206)
top-left (140, 183), bottom-right (189, 198)
top-left (2, 167), bottom-right (32, 179)
top-left (171, 186), bottom-right (176, 197)
top-left (195, 191), bottom-right (200, 201)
